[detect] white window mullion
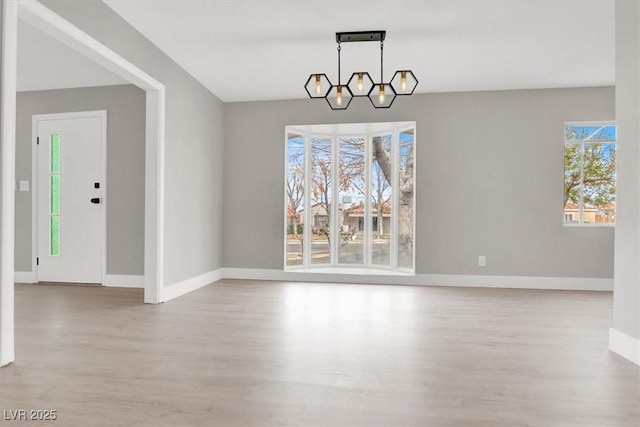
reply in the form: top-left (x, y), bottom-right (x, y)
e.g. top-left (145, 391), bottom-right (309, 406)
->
top-left (390, 130), bottom-right (399, 270)
top-left (303, 134), bottom-right (312, 266)
top-left (331, 136), bottom-right (339, 266)
top-left (579, 142), bottom-right (584, 224)
top-left (364, 134), bottom-right (372, 266)
top-left (411, 127), bottom-right (417, 271)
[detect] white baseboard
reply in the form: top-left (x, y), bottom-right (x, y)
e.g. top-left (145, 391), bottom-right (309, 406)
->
top-left (14, 272), bottom-right (145, 288)
top-left (103, 274), bottom-right (144, 288)
top-left (220, 268), bottom-right (613, 291)
top-left (609, 328), bottom-right (640, 366)
top-left (14, 271), bottom-right (36, 283)
top-left (163, 268), bottom-right (223, 303)
top-left (15, 268), bottom-right (613, 296)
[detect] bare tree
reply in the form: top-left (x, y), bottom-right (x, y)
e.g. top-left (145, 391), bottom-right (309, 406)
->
top-left (311, 139), bottom-right (333, 248)
top-left (286, 138), bottom-right (305, 262)
top-left (295, 134), bottom-right (414, 263)
top-left (372, 160), bottom-right (390, 236)
top-left (286, 164), bottom-right (304, 237)
top-left (372, 135), bottom-right (414, 251)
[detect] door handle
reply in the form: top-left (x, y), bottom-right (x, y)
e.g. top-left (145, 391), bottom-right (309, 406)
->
top-left (91, 197), bottom-right (101, 204)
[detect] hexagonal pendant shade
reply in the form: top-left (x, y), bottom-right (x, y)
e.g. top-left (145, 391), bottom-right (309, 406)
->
top-left (304, 31), bottom-right (417, 110)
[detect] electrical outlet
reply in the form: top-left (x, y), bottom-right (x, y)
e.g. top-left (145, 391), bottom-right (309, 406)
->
top-left (478, 255), bottom-right (486, 267)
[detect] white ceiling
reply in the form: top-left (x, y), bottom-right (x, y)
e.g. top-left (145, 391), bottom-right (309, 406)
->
top-left (18, 18), bottom-right (127, 92)
top-left (104, 0), bottom-right (615, 103)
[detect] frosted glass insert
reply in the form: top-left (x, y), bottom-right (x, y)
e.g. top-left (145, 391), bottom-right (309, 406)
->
top-left (51, 134), bottom-right (60, 174)
top-left (50, 216), bottom-right (60, 256)
top-left (51, 175), bottom-right (60, 216)
top-left (50, 134), bottom-right (61, 256)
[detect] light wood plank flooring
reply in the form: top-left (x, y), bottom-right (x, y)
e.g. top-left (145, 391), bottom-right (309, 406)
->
top-left (1, 280), bottom-right (638, 426)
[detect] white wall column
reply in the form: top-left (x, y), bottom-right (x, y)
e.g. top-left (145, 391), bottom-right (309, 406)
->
top-left (0, 0), bottom-right (17, 367)
top-left (611, 0), bottom-right (640, 365)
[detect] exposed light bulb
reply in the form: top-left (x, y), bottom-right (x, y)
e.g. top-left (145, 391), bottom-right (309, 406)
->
top-left (336, 86), bottom-right (343, 106)
top-left (378, 84), bottom-right (385, 104)
top-left (357, 73), bottom-right (363, 92)
top-left (400, 71), bottom-right (407, 92)
top-left (315, 75), bottom-right (321, 94)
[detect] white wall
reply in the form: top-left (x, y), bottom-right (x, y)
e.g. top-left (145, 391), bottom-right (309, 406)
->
top-left (0, 0), bottom-right (8, 365)
top-left (612, 0), bottom-right (640, 364)
top-left (15, 85), bottom-right (146, 275)
top-left (38, 0), bottom-right (225, 287)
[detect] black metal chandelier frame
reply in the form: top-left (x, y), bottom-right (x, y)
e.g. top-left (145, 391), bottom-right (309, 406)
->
top-left (305, 30), bottom-right (418, 110)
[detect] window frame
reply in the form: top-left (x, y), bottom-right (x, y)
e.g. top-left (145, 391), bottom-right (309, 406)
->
top-left (284, 123), bottom-right (416, 273)
top-left (563, 120), bottom-right (616, 228)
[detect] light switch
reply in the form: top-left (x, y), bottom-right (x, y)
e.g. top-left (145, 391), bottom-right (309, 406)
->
top-left (19, 180), bottom-right (29, 192)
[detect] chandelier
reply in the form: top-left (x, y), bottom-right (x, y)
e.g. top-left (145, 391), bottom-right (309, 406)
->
top-left (304, 30), bottom-right (418, 110)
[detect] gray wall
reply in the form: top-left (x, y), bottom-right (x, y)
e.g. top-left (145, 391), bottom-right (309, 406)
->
top-left (613, 0), bottom-right (640, 340)
top-left (15, 85), bottom-right (145, 275)
top-left (39, 0), bottom-right (225, 287)
top-left (224, 87), bottom-right (615, 278)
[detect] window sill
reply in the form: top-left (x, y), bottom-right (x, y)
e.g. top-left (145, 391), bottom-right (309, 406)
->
top-left (563, 223), bottom-right (615, 228)
top-left (286, 266), bottom-right (415, 276)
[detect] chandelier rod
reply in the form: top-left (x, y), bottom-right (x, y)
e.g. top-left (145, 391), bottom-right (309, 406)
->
top-left (380, 40), bottom-right (384, 83)
top-left (337, 41), bottom-right (341, 85)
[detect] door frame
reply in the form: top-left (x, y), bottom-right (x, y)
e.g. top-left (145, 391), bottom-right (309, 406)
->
top-left (2, 1), bottom-right (167, 365)
top-left (32, 110), bottom-right (108, 284)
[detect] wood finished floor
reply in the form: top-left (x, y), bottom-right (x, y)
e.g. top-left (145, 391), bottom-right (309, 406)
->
top-left (1, 280), bottom-right (638, 427)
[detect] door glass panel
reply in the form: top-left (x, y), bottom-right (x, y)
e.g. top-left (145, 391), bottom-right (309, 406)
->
top-left (371, 134), bottom-right (392, 266)
top-left (311, 137), bottom-right (332, 264)
top-left (51, 134), bottom-right (60, 174)
top-left (338, 137), bottom-right (365, 264)
top-left (398, 129), bottom-right (415, 269)
top-left (50, 134), bottom-right (61, 256)
top-left (286, 133), bottom-right (305, 267)
top-left (50, 216), bottom-right (60, 256)
top-left (50, 175), bottom-right (60, 216)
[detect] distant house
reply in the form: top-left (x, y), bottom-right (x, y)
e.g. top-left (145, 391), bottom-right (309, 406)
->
top-left (297, 203), bottom-right (343, 231)
top-left (564, 203), bottom-right (615, 224)
top-left (342, 202), bottom-right (391, 237)
top-left (295, 202), bottom-right (393, 236)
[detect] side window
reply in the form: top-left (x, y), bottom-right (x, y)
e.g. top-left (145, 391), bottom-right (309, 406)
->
top-left (564, 122), bottom-right (616, 225)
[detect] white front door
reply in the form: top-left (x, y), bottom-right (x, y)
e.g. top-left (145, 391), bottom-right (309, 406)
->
top-left (36, 111), bottom-right (106, 284)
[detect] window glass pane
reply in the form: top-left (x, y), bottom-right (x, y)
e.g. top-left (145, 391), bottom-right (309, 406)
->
top-left (398, 129), bottom-right (415, 269)
top-left (285, 124), bottom-right (416, 272)
top-left (564, 123), bottom-right (616, 225)
top-left (286, 134), bottom-right (305, 267)
top-left (51, 134), bottom-right (60, 174)
top-left (564, 124), bottom-right (616, 142)
top-left (51, 175), bottom-right (60, 216)
top-left (311, 137), bottom-right (332, 264)
top-left (338, 137), bottom-right (365, 264)
top-left (371, 134), bottom-right (392, 266)
top-left (50, 216), bottom-right (60, 256)
top-left (563, 143), bottom-right (582, 223)
top-left (582, 143), bottom-right (616, 224)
